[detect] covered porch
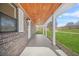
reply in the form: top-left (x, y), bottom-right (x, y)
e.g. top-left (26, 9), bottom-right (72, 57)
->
top-left (19, 3), bottom-right (75, 56)
top-left (0, 3), bottom-right (76, 56)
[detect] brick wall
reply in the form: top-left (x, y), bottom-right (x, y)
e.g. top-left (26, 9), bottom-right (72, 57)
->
top-left (0, 18), bottom-right (36, 56)
top-left (0, 19), bottom-right (28, 56)
top-left (0, 32), bottom-right (27, 56)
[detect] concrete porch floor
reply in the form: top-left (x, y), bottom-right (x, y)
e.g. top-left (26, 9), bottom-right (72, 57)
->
top-left (20, 34), bottom-right (67, 56)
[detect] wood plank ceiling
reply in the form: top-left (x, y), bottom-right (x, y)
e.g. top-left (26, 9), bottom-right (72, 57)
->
top-left (21, 3), bottom-right (61, 25)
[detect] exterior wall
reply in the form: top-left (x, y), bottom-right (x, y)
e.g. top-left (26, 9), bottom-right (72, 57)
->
top-left (0, 3), bottom-right (36, 56)
top-left (0, 3), bottom-right (17, 18)
top-left (0, 32), bottom-right (27, 56)
top-left (0, 4), bottom-right (28, 56)
top-left (0, 19), bottom-right (28, 56)
top-left (27, 20), bottom-right (36, 39)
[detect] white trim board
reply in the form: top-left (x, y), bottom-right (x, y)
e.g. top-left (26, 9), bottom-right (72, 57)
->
top-left (9, 3), bottom-right (17, 18)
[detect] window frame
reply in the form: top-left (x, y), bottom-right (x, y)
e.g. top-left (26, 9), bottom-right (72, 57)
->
top-left (0, 3), bottom-right (18, 33)
top-left (0, 12), bottom-right (17, 33)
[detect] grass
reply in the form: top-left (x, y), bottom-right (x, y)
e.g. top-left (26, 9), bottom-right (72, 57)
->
top-left (35, 28), bottom-right (79, 54)
top-left (56, 32), bottom-right (79, 54)
top-left (47, 29), bottom-right (52, 39)
top-left (58, 29), bottom-right (79, 33)
top-left (35, 28), bottom-right (52, 39)
top-left (35, 29), bottom-right (43, 34)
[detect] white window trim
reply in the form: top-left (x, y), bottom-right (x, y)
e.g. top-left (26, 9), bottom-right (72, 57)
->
top-left (9, 3), bottom-right (17, 18)
top-left (18, 8), bottom-right (24, 32)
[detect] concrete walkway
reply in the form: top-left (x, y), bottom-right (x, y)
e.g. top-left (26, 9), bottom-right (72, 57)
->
top-left (20, 47), bottom-right (57, 56)
top-left (20, 34), bottom-right (67, 56)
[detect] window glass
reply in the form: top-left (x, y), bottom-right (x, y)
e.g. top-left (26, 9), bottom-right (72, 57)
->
top-left (0, 13), bottom-right (17, 32)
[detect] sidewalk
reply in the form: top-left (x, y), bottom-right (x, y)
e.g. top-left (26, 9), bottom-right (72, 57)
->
top-left (20, 34), bottom-right (67, 56)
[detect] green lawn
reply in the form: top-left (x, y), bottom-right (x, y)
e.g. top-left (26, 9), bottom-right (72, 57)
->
top-left (35, 28), bottom-right (52, 39)
top-left (56, 32), bottom-right (79, 54)
top-left (36, 28), bottom-right (79, 54)
top-left (35, 29), bottom-right (43, 34)
top-left (58, 29), bottom-right (79, 33)
top-left (47, 29), bottom-right (52, 39)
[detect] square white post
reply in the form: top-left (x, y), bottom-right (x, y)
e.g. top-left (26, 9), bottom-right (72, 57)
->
top-left (43, 26), bottom-right (45, 35)
top-left (18, 8), bottom-right (24, 32)
top-left (28, 20), bottom-right (31, 39)
top-left (45, 26), bottom-right (47, 37)
top-left (52, 15), bottom-right (56, 46)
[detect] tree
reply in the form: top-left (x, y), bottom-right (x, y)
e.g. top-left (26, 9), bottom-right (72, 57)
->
top-left (66, 22), bottom-right (74, 29)
top-left (75, 21), bottom-right (79, 29)
top-left (75, 21), bottom-right (79, 25)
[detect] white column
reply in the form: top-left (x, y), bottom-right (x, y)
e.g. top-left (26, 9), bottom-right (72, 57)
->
top-left (43, 26), bottom-right (45, 35)
top-left (52, 15), bottom-right (56, 46)
top-left (28, 20), bottom-right (31, 39)
top-left (46, 27), bottom-right (48, 37)
top-left (45, 26), bottom-right (47, 37)
top-left (18, 8), bottom-right (24, 32)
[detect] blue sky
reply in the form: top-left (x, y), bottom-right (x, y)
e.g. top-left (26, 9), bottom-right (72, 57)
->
top-left (57, 4), bottom-right (79, 27)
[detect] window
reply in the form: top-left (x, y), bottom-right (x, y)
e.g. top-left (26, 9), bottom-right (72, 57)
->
top-left (0, 3), bottom-right (18, 32)
top-left (0, 12), bottom-right (17, 32)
